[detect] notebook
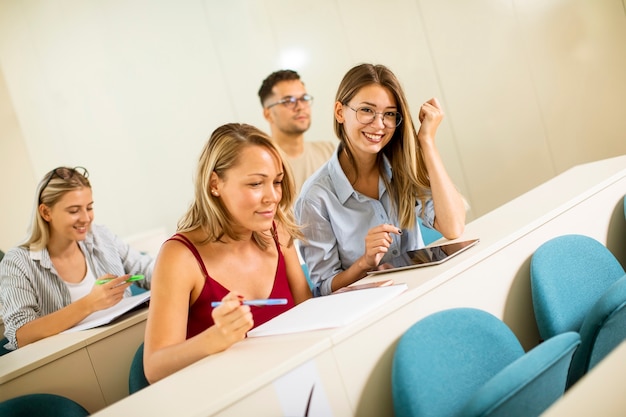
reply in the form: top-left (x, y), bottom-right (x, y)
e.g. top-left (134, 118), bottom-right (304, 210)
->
top-left (367, 238), bottom-right (480, 275)
top-left (247, 284), bottom-right (408, 337)
top-left (62, 291), bottom-right (150, 333)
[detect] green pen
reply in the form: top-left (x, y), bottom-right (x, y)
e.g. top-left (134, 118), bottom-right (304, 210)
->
top-left (95, 275), bottom-right (145, 285)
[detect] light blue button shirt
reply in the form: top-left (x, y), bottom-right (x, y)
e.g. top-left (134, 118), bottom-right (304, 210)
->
top-left (295, 150), bottom-right (435, 296)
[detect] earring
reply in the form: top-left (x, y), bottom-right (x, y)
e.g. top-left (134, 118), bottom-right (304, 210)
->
top-left (211, 190), bottom-right (219, 196)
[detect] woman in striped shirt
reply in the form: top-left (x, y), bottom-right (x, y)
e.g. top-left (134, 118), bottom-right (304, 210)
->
top-left (0, 167), bottom-right (154, 350)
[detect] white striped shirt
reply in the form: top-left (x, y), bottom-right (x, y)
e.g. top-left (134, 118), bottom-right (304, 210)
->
top-left (0, 224), bottom-right (154, 350)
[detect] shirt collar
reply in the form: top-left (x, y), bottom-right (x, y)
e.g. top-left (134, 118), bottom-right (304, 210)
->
top-left (28, 230), bottom-right (94, 268)
top-left (29, 247), bottom-right (53, 270)
top-left (328, 149), bottom-right (393, 204)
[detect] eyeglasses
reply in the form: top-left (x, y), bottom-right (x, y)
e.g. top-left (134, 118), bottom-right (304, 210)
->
top-left (345, 105), bottom-right (403, 128)
top-left (38, 166), bottom-right (89, 203)
top-left (266, 94), bottom-right (313, 110)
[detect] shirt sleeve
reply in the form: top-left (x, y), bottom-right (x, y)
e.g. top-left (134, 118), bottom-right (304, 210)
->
top-left (419, 197), bottom-right (436, 229)
top-left (295, 194), bottom-right (344, 297)
top-left (0, 250), bottom-right (45, 350)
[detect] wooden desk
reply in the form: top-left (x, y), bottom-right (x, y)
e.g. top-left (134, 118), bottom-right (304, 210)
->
top-left (90, 156), bottom-right (626, 416)
top-left (0, 308), bottom-right (147, 413)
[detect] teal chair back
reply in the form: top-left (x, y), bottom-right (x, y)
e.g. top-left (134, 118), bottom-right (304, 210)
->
top-left (418, 217), bottom-right (442, 245)
top-left (568, 273), bottom-right (626, 386)
top-left (0, 393), bottom-right (89, 417)
top-left (531, 234), bottom-right (625, 339)
top-left (530, 234), bottom-right (626, 387)
top-left (129, 342), bottom-right (150, 394)
top-left (392, 308), bottom-right (580, 417)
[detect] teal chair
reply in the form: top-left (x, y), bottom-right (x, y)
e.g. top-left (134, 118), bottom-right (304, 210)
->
top-left (129, 283), bottom-right (148, 296)
top-left (392, 308), bottom-right (580, 417)
top-left (418, 217), bottom-right (442, 246)
top-left (129, 343), bottom-right (150, 394)
top-left (531, 234), bottom-right (626, 387)
top-left (0, 393), bottom-right (89, 417)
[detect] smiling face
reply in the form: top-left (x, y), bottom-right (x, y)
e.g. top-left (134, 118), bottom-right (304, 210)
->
top-left (40, 187), bottom-right (94, 243)
top-left (335, 83), bottom-right (398, 159)
top-left (212, 144), bottom-right (284, 235)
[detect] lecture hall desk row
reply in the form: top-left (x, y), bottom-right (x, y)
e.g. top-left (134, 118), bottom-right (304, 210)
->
top-left (0, 308), bottom-right (147, 411)
top-left (1, 155), bottom-right (625, 416)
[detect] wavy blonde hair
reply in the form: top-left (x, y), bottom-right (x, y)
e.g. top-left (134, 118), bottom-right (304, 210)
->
top-left (334, 63), bottom-right (431, 229)
top-left (177, 123), bottom-right (302, 249)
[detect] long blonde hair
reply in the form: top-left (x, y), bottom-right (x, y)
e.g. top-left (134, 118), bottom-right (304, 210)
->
top-left (177, 123), bottom-right (302, 249)
top-left (23, 167), bottom-right (91, 250)
top-left (334, 63), bottom-right (431, 229)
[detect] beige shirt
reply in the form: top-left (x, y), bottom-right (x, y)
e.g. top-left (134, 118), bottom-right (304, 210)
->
top-left (281, 140), bottom-right (336, 195)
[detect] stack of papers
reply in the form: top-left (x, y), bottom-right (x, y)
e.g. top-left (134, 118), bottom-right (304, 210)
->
top-left (63, 291), bottom-right (150, 333)
top-left (247, 284), bottom-right (407, 337)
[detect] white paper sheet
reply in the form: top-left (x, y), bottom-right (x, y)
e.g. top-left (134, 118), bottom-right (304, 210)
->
top-left (274, 360), bottom-right (333, 417)
top-left (247, 284), bottom-right (407, 337)
top-left (62, 291), bottom-right (150, 333)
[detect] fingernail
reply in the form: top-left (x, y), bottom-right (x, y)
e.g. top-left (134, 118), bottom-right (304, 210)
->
top-left (397, 228), bottom-right (402, 234)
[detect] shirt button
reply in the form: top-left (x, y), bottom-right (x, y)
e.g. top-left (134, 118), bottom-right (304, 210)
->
top-left (392, 250), bottom-right (398, 255)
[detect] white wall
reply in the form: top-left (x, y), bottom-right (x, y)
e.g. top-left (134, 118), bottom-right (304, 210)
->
top-left (1, 0), bottom-right (625, 251)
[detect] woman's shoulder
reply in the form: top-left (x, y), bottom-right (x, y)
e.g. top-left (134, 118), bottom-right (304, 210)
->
top-left (2, 246), bottom-right (29, 262)
top-left (298, 166), bottom-right (336, 201)
top-left (159, 231), bottom-right (204, 259)
top-left (0, 246), bottom-right (37, 276)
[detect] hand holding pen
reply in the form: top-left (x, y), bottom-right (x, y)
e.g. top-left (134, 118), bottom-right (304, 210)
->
top-left (211, 292), bottom-right (254, 348)
top-left (363, 224), bottom-right (402, 268)
top-left (88, 274), bottom-right (131, 311)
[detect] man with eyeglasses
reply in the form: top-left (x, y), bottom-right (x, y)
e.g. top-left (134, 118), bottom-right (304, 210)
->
top-left (258, 70), bottom-right (336, 194)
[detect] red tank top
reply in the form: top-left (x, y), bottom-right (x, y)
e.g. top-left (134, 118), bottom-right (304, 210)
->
top-left (167, 228), bottom-right (295, 339)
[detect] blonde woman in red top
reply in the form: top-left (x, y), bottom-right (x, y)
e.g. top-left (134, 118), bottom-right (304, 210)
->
top-left (144, 123), bottom-right (311, 383)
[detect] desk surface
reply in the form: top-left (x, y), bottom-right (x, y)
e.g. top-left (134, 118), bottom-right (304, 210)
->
top-left (0, 308), bottom-right (148, 413)
top-left (85, 155), bottom-right (626, 416)
top-left (0, 308), bottom-right (147, 384)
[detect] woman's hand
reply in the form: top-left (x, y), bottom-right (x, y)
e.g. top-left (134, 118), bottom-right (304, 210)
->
top-left (211, 292), bottom-right (254, 348)
top-left (417, 97), bottom-right (444, 146)
top-left (87, 274), bottom-right (131, 312)
top-left (362, 224), bottom-right (402, 268)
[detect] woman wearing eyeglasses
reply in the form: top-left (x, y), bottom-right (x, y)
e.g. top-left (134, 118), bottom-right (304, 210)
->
top-left (294, 63), bottom-right (466, 296)
top-left (0, 167), bottom-right (154, 350)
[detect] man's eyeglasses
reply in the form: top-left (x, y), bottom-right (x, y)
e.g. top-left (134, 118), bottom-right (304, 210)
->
top-left (38, 166), bottom-right (89, 203)
top-left (345, 105), bottom-right (403, 128)
top-left (266, 94), bottom-right (313, 110)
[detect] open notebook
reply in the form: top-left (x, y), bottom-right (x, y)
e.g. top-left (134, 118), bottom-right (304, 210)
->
top-left (62, 291), bottom-right (150, 333)
top-left (247, 284), bottom-right (407, 337)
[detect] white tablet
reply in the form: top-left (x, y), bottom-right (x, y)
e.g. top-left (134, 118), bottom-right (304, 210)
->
top-left (366, 238), bottom-right (480, 275)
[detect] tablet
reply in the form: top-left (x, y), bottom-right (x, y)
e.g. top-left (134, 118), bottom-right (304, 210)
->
top-left (367, 238), bottom-right (480, 275)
